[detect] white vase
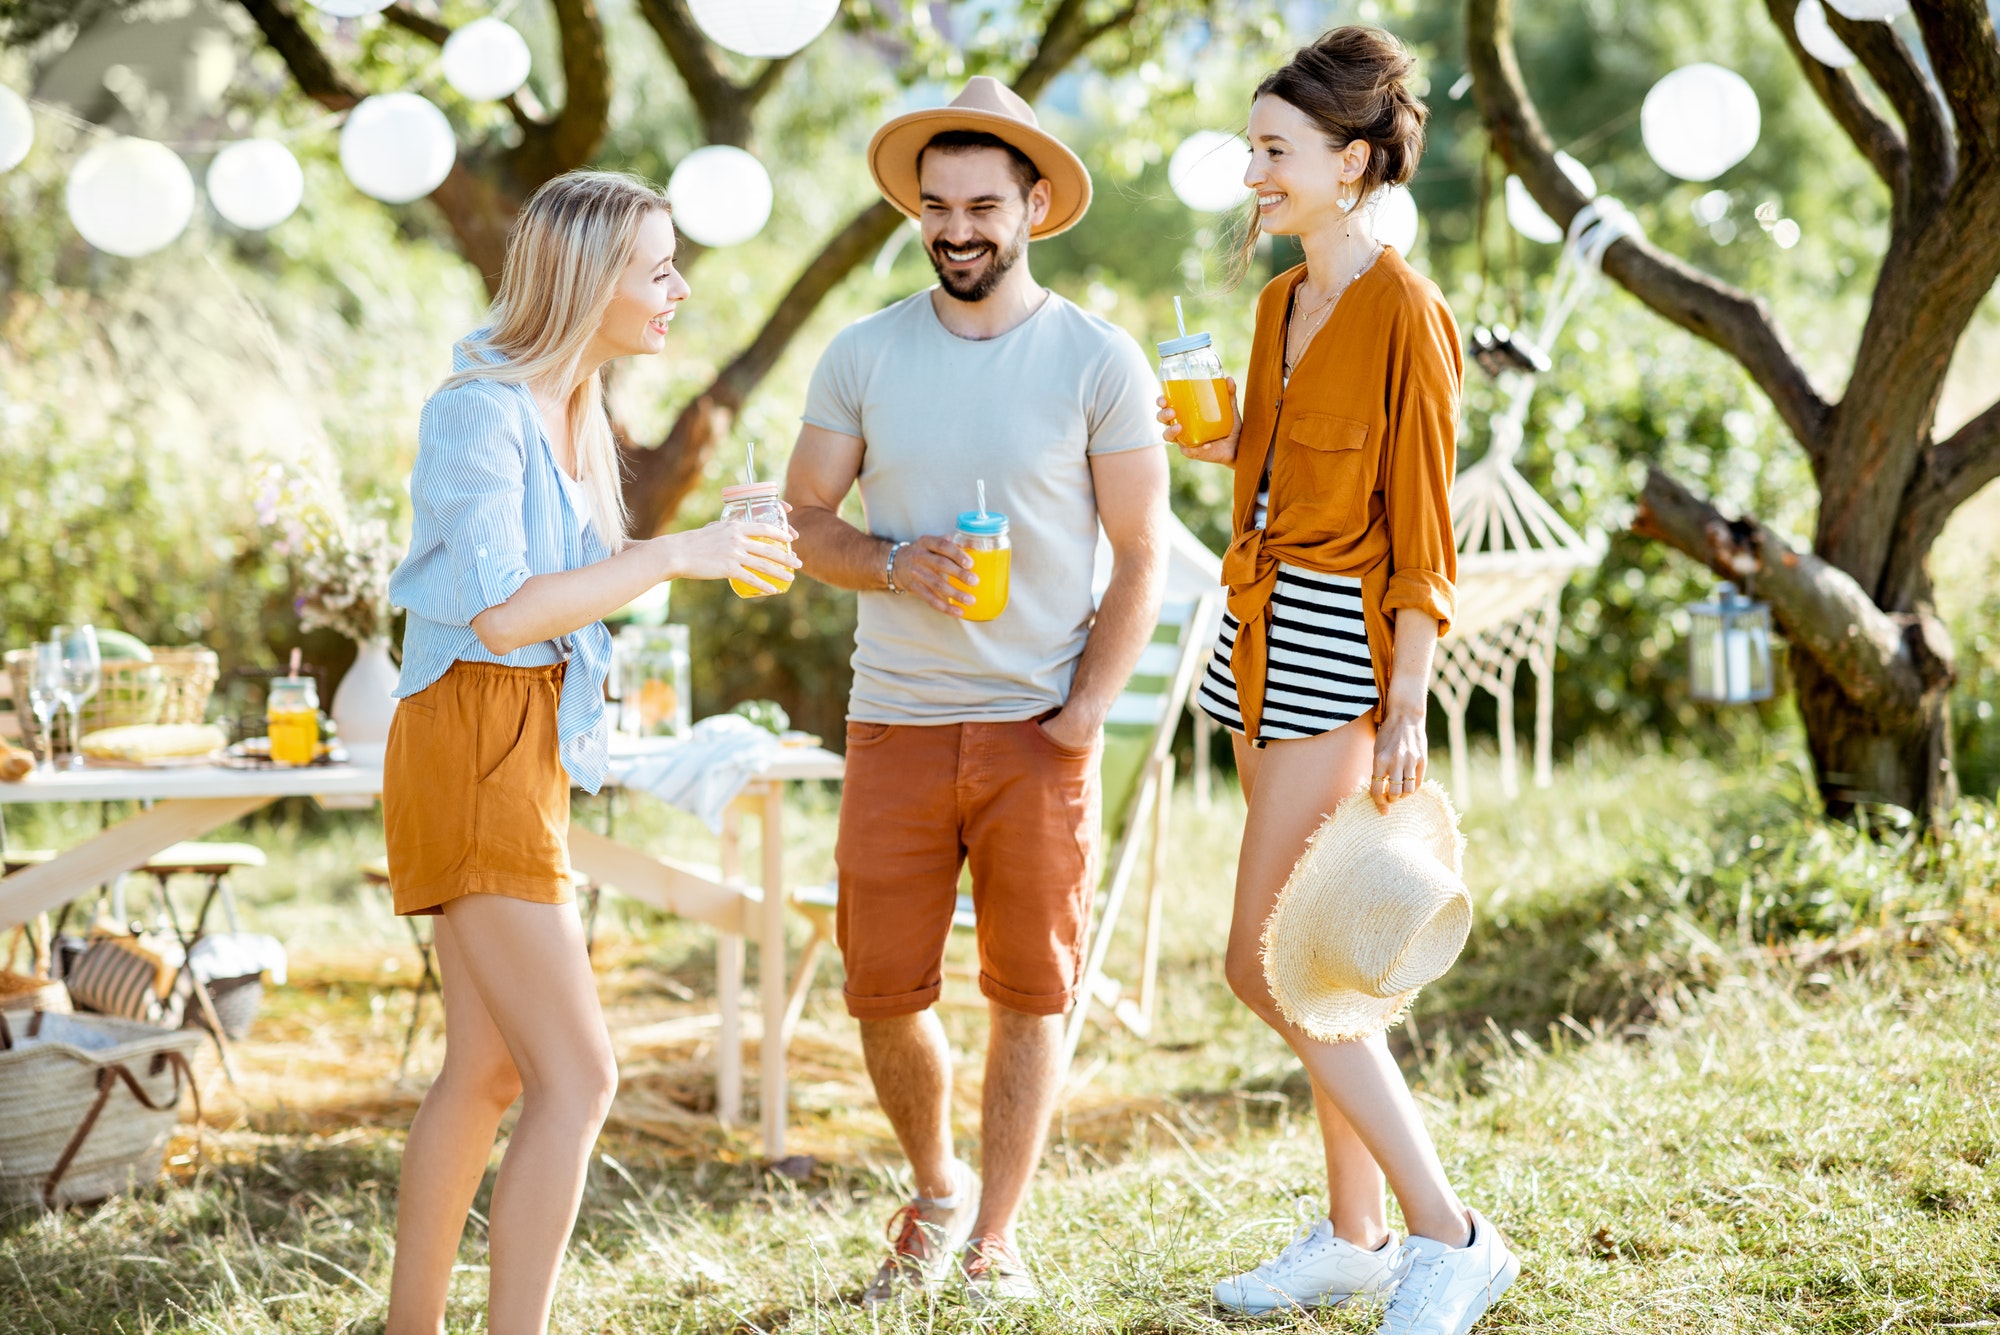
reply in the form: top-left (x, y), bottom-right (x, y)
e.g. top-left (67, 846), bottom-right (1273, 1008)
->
top-left (332, 638), bottom-right (399, 765)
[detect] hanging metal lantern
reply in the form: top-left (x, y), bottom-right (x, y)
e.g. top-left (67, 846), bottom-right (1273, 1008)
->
top-left (1687, 581), bottom-right (1774, 703)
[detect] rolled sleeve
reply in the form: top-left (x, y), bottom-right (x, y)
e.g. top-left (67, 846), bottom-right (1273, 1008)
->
top-left (414, 385), bottom-right (533, 627)
top-left (1383, 383), bottom-right (1459, 638)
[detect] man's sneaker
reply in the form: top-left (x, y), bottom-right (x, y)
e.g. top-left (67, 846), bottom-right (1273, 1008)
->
top-left (859, 1165), bottom-right (982, 1308)
top-left (1372, 1209), bottom-right (1518, 1335)
top-left (961, 1234), bottom-right (1036, 1305)
top-left (1212, 1214), bottom-right (1401, 1314)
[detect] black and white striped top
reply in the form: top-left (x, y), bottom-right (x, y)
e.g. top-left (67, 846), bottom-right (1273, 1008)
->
top-left (1198, 565), bottom-right (1377, 743)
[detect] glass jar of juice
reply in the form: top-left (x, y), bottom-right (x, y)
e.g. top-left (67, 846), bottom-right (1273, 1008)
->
top-left (720, 481), bottom-right (794, 599)
top-left (267, 674), bottom-right (320, 767)
top-left (950, 510), bottom-right (1010, 622)
top-left (1157, 331), bottom-right (1235, 446)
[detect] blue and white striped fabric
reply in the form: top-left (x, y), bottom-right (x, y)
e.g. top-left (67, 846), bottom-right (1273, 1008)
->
top-left (388, 336), bottom-right (615, 791)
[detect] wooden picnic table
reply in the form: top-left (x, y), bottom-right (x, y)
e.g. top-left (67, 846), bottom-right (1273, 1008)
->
top-left (0, 739), bottom-right (845, 1159)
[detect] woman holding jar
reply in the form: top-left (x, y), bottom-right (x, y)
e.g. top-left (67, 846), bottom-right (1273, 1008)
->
top-left (382, 170), bottom-right (796, 1335)
top-left (1161, 28), bottom-right (1517, 1335)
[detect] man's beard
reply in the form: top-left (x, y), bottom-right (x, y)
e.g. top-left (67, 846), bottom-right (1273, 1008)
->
top-left (927, 219), bottom-right (1029, 302)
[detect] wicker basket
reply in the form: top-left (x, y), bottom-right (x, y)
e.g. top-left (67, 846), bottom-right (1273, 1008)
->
top-left (0, 1011), bottom-right (203, 1208)
top-left (4, 646), bottom-right (219, 757)
top-left (0, 970), bottom-right (72, 1016)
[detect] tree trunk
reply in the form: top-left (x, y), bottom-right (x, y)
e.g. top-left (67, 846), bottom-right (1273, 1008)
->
top-left (1794, 653), bottom-right (1958, 818)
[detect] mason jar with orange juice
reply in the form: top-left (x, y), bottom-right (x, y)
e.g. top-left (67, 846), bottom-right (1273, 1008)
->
top-left (949, 508), bottom-right (1011, 622)
top-left (1157, 330), bottom-right (1235, 446)
top-left (267, 673), bottom-right (320, 767)
top-left (720, 481), bottom-right (795, 599)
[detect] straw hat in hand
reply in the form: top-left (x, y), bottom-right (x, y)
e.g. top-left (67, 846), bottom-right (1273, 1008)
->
top-left (1260, 781), bottom-right (1471, 1044)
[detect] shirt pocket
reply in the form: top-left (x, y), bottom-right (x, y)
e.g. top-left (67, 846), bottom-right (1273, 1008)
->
top-left (1280, 413), bottom-right (1375, 535)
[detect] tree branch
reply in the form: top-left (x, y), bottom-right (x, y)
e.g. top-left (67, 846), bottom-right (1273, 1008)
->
top-left (636, 0), bottom-right (791, 146)
top-left (1832, 5), bottom-right (1956, 210)
top-left (510, 0), bottom-right (611, 185)
top-left (1766, 0), bottom-right (1907, 198)
top-left (235, 0), bottom-right (361, 110)
top-left (1909, 0), bottom-right (2000, 172)
top-left (383, 3), bottom-right (448, 45)
top-left (1889, 396), bottom-right (2000, 600)
top-left (1633, 468), bottom-right (1944, 723)
top-left (1466, 0), bottom-right (1832, 456)
top-left (1012, 0), bottom-right (1143, 102)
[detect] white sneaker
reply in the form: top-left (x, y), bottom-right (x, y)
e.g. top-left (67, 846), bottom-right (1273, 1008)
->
top-left (859, 1163), bottom-right (982, 1308)
top-left (1213, 1214), bottom-right (1401, 1314)
top-left (1372, 1208), bottom-right (1518, 1335)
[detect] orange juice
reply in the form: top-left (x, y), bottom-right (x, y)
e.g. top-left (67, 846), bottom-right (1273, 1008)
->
top-left (729, 536), bottom-right (796, 599)
top-left (268, 708), bottom-right (319, 766)
top-left (951, 545), bottom-right (1011, 621)
top-left (1164, 375), bottom-right (1235, 445)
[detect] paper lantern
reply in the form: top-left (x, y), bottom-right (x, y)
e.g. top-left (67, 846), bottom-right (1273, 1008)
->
top-left (687, 0), bottom-right (839, 58)
top-left (1554, 150), bottom-right (1597, 198)
top-left (442, 17), bottom-right (532, 102)
top-left (304, 0), bottom-right (394, 15)
top-left (205, 139), bottom-right (303, 230)
top-left (1794, 0), bottom-right (1859, 67)
top-left (340, 92), bottom-right (456, 204)
top-left (1504, 151), bottom-right (1596, 244)
top-left (667, 145), bottom-right (773, 248)
top-left (1825, 0), bottom-right (1906, 18)
top-left (1168, 130), bottom-right (1252, 213)
top-left (66, 137), bottom-right (195, 257)
top-left (1641, 63), bottom-right (1761, 182)
top-left (1375, 184), bottom-right (1418, 254)
top-left (0, 85), bottom-right (31, 173)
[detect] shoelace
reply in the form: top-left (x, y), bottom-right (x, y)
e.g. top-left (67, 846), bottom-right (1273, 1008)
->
top-left (884, 1204), bottom-right (933, 1263)
top-left (1253, 1199), bottom-right (1332, 1277)
top-left (1376, 1244), bottom-right (1441, 1335)
top-left (964, 1235), bottom-right (1022, 1278)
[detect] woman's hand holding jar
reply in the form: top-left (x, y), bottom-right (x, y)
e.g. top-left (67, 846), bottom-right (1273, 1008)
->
top-left (1158, 378), bottom-right (1242, 465)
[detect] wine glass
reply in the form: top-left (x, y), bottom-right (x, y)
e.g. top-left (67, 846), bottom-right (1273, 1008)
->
top-left (25, 641), bottom-right (63, 772)
top-left (54, 624), bottom-right (100, 768)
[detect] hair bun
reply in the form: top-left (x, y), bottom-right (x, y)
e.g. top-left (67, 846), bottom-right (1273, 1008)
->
top-left (1253, 25), bottom-right (1429, 194)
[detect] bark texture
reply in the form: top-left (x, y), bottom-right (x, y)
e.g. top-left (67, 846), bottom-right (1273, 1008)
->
top-left (1467, 0), bottom-right (2000, 822)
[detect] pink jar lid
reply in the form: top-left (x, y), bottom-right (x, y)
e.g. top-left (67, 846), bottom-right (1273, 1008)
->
top-left (721, 481), bottom-right (780, 502)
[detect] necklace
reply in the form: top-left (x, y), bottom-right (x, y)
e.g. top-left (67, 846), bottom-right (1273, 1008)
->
top-left (1285, 243), bottom-right (1383, 376)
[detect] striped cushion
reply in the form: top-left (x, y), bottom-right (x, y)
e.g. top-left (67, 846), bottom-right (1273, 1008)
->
top-left (66, 939), bottom-right (170, 1022)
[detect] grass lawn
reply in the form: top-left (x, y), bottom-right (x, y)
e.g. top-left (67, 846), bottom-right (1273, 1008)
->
top-left (2, 740), bottom-right (1996, 1333)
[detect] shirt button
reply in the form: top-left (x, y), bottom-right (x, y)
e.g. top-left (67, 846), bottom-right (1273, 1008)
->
top-left (477, 546), bottom-right (488, 558)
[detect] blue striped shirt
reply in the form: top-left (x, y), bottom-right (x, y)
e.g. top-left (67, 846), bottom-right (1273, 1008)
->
top-left (388, 338), bottom-right (615, 791)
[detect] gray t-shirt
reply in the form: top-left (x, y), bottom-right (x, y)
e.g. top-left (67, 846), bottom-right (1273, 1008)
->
top-left (803, 288), bottom-right (1161, 724)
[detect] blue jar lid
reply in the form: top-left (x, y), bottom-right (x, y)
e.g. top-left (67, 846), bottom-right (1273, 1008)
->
top-left (955, 509), bottom-right (1009, 535)
top-left (1156, 331), bottom-right (1214, 357)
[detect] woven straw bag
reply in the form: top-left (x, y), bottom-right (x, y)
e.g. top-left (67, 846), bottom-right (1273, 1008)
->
top-left (0, 1011), bottom-right (204, 1208)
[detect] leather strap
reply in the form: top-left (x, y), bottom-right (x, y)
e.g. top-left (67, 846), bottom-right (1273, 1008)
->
top-left (42, 1049), bottom-right (201, 1208)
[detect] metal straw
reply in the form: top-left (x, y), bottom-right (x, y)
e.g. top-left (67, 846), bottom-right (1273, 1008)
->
top-left (977, 479), bottom-right (987, 519)
top-left (1174, 295), bottom-right (1187, 339)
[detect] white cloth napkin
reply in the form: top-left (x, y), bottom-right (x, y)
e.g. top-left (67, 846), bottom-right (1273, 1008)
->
top-left (606, 715), bottom-right (786, 833)
top-left (188, 933), bottom-right (289, 985)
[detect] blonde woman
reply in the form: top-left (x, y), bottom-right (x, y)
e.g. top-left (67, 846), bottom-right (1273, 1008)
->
top-left (382, 170), bottom-right (797, 1335)
top-left (1162, 29), bottom-right (1516, 1335)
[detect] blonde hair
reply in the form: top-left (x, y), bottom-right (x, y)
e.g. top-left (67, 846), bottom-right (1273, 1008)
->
top-left (444, 170), bottom-right (673, 552)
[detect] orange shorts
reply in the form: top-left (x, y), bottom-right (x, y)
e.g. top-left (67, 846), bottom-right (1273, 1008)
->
top-left (833, 715), bottom-right (1100, 1018)
top-left (382, 661), bottom-right (572, 916)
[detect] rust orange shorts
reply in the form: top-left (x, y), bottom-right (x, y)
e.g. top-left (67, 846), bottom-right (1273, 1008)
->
top-left (833, 715), bottom-right (1100, 1018)
top-left (382, 661), bottom-right (572, 916)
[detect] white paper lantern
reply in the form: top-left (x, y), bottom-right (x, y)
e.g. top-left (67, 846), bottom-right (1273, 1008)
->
top-left (0, 85), bottom-right (32, 174)
top-left (66, 137), bottom-right (195, 257)
top-left (340, 92), bottom-right (456, 204)
top-left (1641, 63), bottom-right (1761, 182)
top-left (667, 145), bottom-right (773, 247)
top-left (1795, 0), bottom-right (1859, 67)
top-left (1168, 130), bottom-right (1253, 213)
top-left (1375, 184), bottom-right (1418, 253)
top-left (1554, 150), bottom-right (1597, 198)
top-left (688, 0), bottom-right (839, 58)
top-left (1505, 176), bottom-right (1562, 244)
top-left (304, 0), bottom-right (394, 16)
top-left (205, 138), bottom-right (304, 230)
top-left (442, 18), bottom-right (532, 102)
top-left (1825, 0), bottom-right (1906, 18)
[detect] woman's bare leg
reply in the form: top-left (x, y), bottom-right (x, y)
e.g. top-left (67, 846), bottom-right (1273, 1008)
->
top-left (391, 894), bottom-right (618, 1335)
top-left (386, 917), bottom-right (526, 1335)
top-left (1228, 723), bottom-right (1468, 1246)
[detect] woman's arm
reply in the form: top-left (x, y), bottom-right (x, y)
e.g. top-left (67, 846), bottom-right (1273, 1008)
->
top-left (1371, 610), bottom-right (1438, 812)
top-left (470, 521), bottom-right (797, 656)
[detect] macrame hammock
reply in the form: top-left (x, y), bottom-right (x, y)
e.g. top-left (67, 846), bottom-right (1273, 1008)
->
top-left (1431, 200), bottom-right (1640, 803)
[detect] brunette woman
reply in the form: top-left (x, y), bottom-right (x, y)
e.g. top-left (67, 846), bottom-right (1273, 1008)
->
top-left (1161, 29), bottom-right (1517, 1335)
top-left (381, 170), bottom-right (797, 1335)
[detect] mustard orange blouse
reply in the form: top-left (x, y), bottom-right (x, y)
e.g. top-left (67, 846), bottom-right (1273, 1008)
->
top-left (1221, 249), bottom-right (1461, 739)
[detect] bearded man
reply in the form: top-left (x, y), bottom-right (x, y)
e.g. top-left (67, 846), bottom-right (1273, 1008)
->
top-left (785, 76), bottom-right (1168, 1306)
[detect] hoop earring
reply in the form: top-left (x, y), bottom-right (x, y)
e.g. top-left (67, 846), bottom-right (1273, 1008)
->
top-left (1337, 187), bottom-right (1358, 213)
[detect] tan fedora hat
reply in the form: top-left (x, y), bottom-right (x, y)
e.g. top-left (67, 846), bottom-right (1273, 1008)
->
top-left (867, 75), bottom-right (1092, 240)
top-left (1260, 782), bottom-right (1472, 1044)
